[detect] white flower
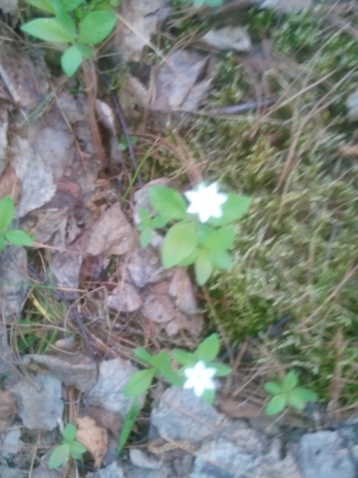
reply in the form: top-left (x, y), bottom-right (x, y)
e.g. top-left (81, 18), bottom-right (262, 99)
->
top-left (184, 182), bottom-right (228, 223)
top-left (183, 361), bottom-right (216, 397)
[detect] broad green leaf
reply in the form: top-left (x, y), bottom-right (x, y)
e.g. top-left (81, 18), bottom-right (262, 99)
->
top-left (76, 44), bottom-right (92, 59)
top-left (61, 46), bottom-right (82, 76)
top-left (4, 230), bottom-right (34, 247)
top-left (62, 423), bottom-right (76, 442)
top-left (149, 185), bottom-right (187, 220)
top-left (208, 194), bottom-right (251, 226)
top-left (138, 207), bottom-right (152, 227)
top-left (208, 250), bottom-right (232, 270)
top-left (209, 362), bottom-right (232, 377)
top-left (194, 252), bottom-right (213, 285)
top-left (203, 226), bottom-right (235, 252)
top-left (152, 215), bottom-right (168, 229)
top-left (201, 388), bottom-right (215, 404)
top-left (124, 368), bottom-right (155, 397)
top-left (69, 440), bottom-right (86, 459)
top-left (195, 334), bottom-right (219, 362)
top-left (78, 10), bottom-right (117, 44)
top-left (265, 394), bottom-right (286, 416)
top-left (48, 443), bottom-right (70, 469)
top-left (150, 351), bottom-right (171, 373)
top-left (162, 369), bottom-right (183, 387)
top-left (25, 0), bottom-right (55, 13)
top-left (162, 222), bottom-right (198, 268)
top-left (264, 381), bottom-right (283, 395)
top-left (62, 0), bottom-right (83, 11)
top-left (117, 398), bottom-right (140, 455)
top-left (196, 224), bottom-right (214, 244)
top-left (282, 371), bottom-right (298, 392)
top-left (0, 196), bottom-right (14, 230)
top-left (134, 347), bottom-right (153, 365)
top-left (172, 349), bottom-right (196, 366)
top-left (55, 10), bottom-right (76, 39)
top-left (21, 18), bottom-right (74, 43)
top-left (287, 388), bottom-right (317, 410)
top-left (0, 234), bottom-right (5, 251)
top-left (176, 247), bottom-right (201, 266)
top-left (140, 228), bottom-right (153, 248)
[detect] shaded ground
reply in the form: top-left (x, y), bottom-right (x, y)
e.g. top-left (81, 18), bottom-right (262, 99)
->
top-left (0, 0), bottom-right (358, 476)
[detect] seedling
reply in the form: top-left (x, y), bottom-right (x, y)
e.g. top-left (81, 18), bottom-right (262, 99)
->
top-left (0, 196), bottom-right (34, 251)
top-left (137, 183), bottom-right (251, 285)
top-left (116, 398), bottom-right (140, 455)
top-left (21, 0), bottom-right (117, 76)
top-left (48, 423), bottom-right (86, 469)
top-left (118, 133), bottom-right (137, 151)
top-left (124, 333), bottom-right (232, 404)
top-left (264, 371), bottom-right (317, 415)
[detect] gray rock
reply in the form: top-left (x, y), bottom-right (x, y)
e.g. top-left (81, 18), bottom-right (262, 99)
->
top-left (151, 387), bottom-right (228, 444)
top-left (298, 431), bottom-right (357, 478)
top-left (130, 448), bottom-right (162, 469)
top-left (125, 465), bottom-right (169, 478)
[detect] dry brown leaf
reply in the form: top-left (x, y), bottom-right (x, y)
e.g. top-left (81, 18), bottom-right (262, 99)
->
top-left (107, 282), bottom-right (142, 313)
top-left (84, 406), bottom-right (122, 438)
top-left (216, 397), bottom-right (262, 419)
top-left (76, 415), bottom-right (108, 468)
top-left (123, 245), bottom-right (168, 288)
top-left (142, 293), bottom-right (176, 324)
top-left (0, 166), bottom-right (19, 202)
top-left (86, 203), bottom-right (134, 256)
top-left (0, 390), bottom-right (17, 433)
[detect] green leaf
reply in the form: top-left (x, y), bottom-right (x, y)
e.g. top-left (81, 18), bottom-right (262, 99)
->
top-left (176, 248), bottom-right (201, 266)
top-left (78, 10), bottom-right (117, 44)
top-left (208, 194), bottom-right (251, 226)
top-left (55, 10), bottom-right (76, 39)
top-left (195, 334), bottom-right (219, 362)
top-left (265, 394), bottom-right (287, 415)
top-left (287, 388), bottom-right (317, 410)
top-left (134, 347), bottom-right (153, 365)
top-left (25, 0), bottom-right (55, 13)
top-left (138, 208), bottom-right (152, 227)
top-left (161, 369), bottom-right (183, 387)
top-left (162, 222), bottom-right (198, 268)
top-left (264, 381), bottom-right (283, 395)
top-left (282, 371), bottom-right (299, 392)
top-left (124, 368), bottom-right (155, 397)
top-left (61, 46), bottom-right (83, 76)
top-left (0, 234), bottom-right (5, 251)
top-left (0, 196), bottom-right (14, 230)
top-left (62, 423), bottom-right (76, 442)
top-left (140, 228), bottom-right (153, 248)
top-left (150, 351), bottom-right (171, 373)
top-left (117, 398), bottom-right (140, 455)
top-left (69, 440), bottom-right (86, 459)
top-left (76, 44), bottom-right (92, 59)
top-left (208, 250), bottom-right (232, 270)
top-left (209, 362), bottom-right (232, 377)
top-left (194, 252), bottom-right (213, 285)
top-left (21, 18), bottom-right (75, 43)
top-left (172, 349), bottom-right (196, 366)
top-left (62, 0), bottom-right (83, 11)
top-left (48, 443), bottom-right (70, 469)
top-left (4, 230), bottom-right (34, 247)
top-left (201, 388), bottom-right (215, 404)
top-left (149, 185), bottom-right (187, 220)
top-left (203, 226), bottom-right (235, 252)
top-left (152, 215), bottom-right (168, 229)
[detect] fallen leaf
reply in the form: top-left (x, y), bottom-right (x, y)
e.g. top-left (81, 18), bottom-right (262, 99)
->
top-left (107, 282), bottom-right (143, 313)
top-left (200, 27), bottom-right (252, 52)
top-left (123, 245), bottom-right (168, 288)
top-left (86, 203), bottom-right (134, 256)
top-left (85, 406), bottom-right (122, 438)
top-left (115, 0), bottom-right (171, 61)
top-left (0, 247), bottom-right (28, 322)
top-left (0, 165), bottom-right (19, 203)
top-left (142, 293), bottom-right (176, 323)
top-left (76, 416), bottom-right (108, 468)
top-left (0, 390), bottom-right (17, 433)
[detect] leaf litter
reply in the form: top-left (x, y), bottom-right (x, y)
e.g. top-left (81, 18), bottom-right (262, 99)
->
top-left (0, 0), bottom-right (355, 476)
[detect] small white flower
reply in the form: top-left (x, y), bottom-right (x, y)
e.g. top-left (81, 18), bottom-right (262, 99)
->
top-left (183, 360), bottom-right (216, 397)
top-left (184, 182), bottom-right (228, 223)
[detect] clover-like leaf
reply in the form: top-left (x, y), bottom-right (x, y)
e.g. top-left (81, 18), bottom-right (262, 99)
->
top-left (162, 222), bottom-right (198, 268)
top-left (48, 443), bottom-right (70, 469)
top-left (264, 381), bottom-right (283, 395)
top-left (265, 394), bottom-right (287, 415)
top-left (62, 423), bottom-right (77, 442)
top-left (195, 334), bottom-right (220, 362)
top-left (124, 368), bottom-right (155, 397)
top-left (282, 371), bottom-right (299, 392)
top-left (287, 387), bottom-right (317, 410)
top-left (149, 185), bottom-right (187, 220)
top-left (78, 10), bottom-right (117, 45)
top-left (69, 440), bottom-right (86, 459)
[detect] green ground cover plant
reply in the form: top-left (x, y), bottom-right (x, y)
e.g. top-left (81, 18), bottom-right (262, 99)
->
top-left (48, 423), bottom-right (86, 469)
top-left (0, 196), bottom-right (34, 250)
